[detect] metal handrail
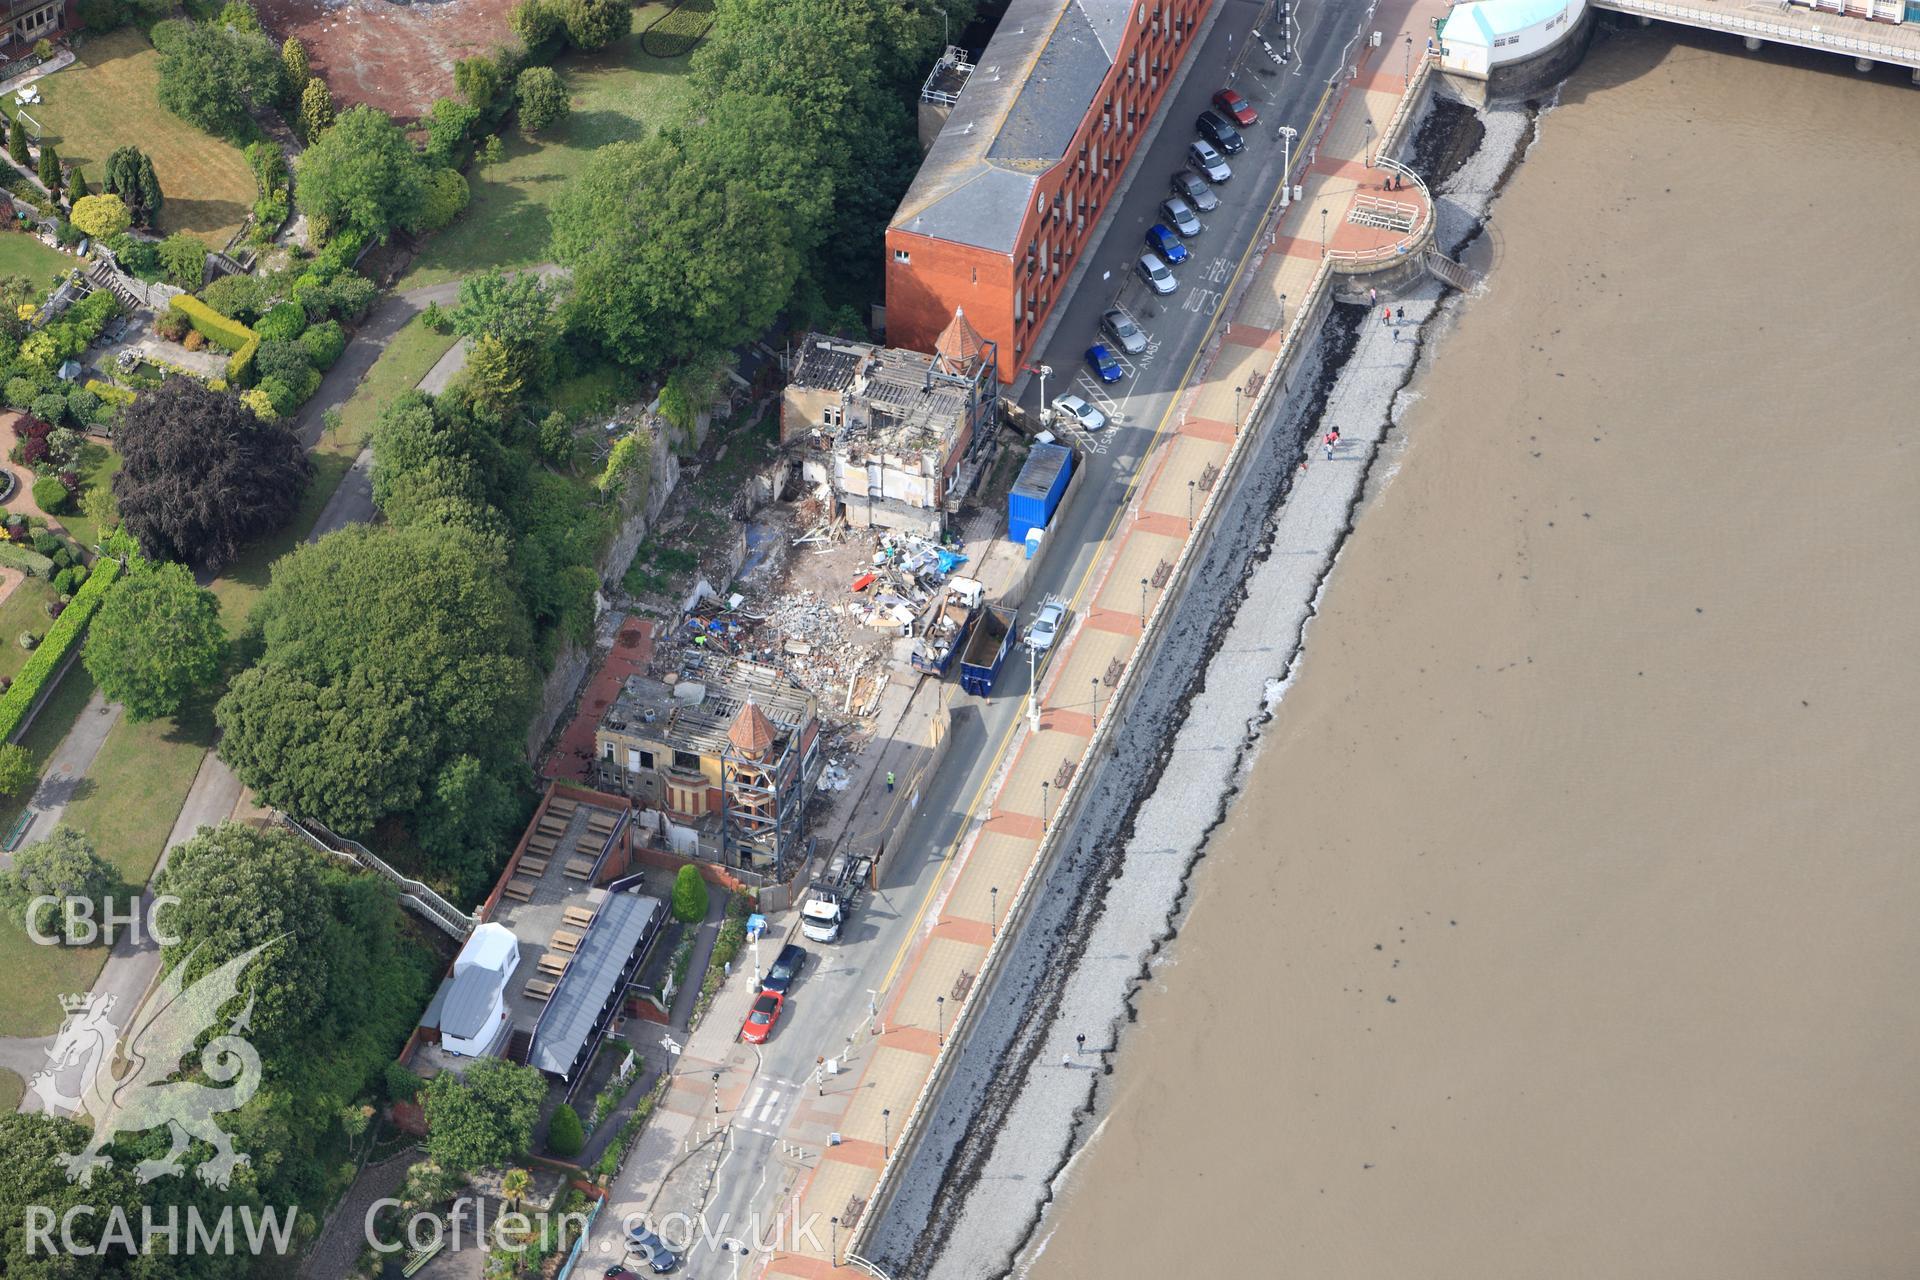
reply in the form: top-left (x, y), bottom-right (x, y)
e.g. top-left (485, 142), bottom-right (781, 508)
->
top-left (1327, 156), bottom-right (1433, 264)
top-left (1595, 0), bottom-right (1920, 58)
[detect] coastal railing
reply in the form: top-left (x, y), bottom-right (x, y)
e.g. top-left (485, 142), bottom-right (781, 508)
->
top-left (1594, 0), bottom-right (1920, 62)
top-left (1327, 156), bottom-right (1433, 265)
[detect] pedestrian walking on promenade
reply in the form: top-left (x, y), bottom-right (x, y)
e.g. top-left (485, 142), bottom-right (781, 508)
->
top-left (1397, 305), bottom-right (1405, 323)
top-left (1062, 1054), bottom-right (1072, 1068)
top-left (1368, 286), bottom-right (1377, 307)
top-left (886, 771), bottom-right (895, 793)
top-left (1382, 306), bottom-right (1391, 326)
top-left (1077, 1033), bottom-right (1086, 1054)
top-left (1324, 431), bottom-right (1336, 461)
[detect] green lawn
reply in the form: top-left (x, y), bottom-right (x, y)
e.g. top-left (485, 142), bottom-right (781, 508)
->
top-left (0, 576), bottom-right (61, 683)
top-left (0, 926), bottom-right (111, 1036)
top-left (0, 1068), bottom-right (23, 1110)
top-left (0, 229), bottom-right (72, 286)
top-left (336, 315), bottom-right (460, 447)
top-left (211, 315), bottom-right (456, 628)
top-left (0, 662), bottom-right (113, 1037)
top-left (0, 658), bottom-right (94, 836)
top-left (54, 441), bottom-right (122, 553)
top-left (402, 8), bottom-right (695, 287)
top-left (60, 691), bottom-right (216, 885)
top-left (4, 29), bottom-right (257, 246)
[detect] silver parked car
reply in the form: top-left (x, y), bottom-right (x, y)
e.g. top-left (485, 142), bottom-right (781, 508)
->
top-left (1136, 253), bottom-right (1176, 296)
top-left (1187, 139), bottom-right (1232, 184)
top-left (1170, 171), bottom-right (1219, 212)
top-left (1101, 306), bottom-right (1148, 355)
top-left (1026, 600), bottom-right (1068, 655)
top-left (1161, 196), bottom-right (1201, 237)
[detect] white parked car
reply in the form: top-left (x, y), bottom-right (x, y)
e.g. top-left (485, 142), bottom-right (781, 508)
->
top-left (1050, 394), bottom-right (1107, 432)
top-left (1026, 600), bottom-right (1067, 655)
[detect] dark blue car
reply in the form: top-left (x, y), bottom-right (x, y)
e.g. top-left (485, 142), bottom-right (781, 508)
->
top-left (1085, 344), bottom-right (1124, 383)
top-left (1145, 224), bottom-right (1190, 264)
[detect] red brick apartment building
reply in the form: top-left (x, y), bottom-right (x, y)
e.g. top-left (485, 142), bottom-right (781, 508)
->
top-left (886, 0), bottom-right (1211, 383)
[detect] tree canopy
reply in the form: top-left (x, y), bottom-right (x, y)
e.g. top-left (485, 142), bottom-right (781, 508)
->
top-left (1, 827), bottom-right (118, 944)
top-left (112, 378), bottom-right (310, 571)
top-left (69, 193), bottom-right (130, 241)
top-left (83, 560), bottom-right (225, 721)
top-left (515, 65), bottom-right (571, 133)
top-left (552, 99), bottom-right (826, 368)
top-left (422, 1057), bottom-right (548, 1173)
top-left (152, 16), bottom-right (281, 138)
top-left (294, 104), bottom-right (428, 239)
top-left (559, 0), bottom-right (628, 50)
top-left (102, 146), bottom-right (164, 228)
top-left (213, 523), bottom-right (533, 851)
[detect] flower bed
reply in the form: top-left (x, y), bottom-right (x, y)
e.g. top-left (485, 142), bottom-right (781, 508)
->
top-left (639, 0), bottom-right (716, 59)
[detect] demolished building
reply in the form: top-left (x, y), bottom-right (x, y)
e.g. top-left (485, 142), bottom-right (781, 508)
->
top-left (781, 310), bottom-right (999, 536)
top-left (592, 657), bottom-right (821, 877)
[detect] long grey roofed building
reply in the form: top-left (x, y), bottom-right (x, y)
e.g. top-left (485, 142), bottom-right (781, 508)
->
top-left (891, 0), bottom-right (1137, 254)
top-left (527, 891), bottom-right (663, 1079)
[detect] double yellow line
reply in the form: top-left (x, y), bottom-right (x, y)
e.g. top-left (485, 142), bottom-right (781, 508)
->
top-left (877, 76), bottom-right (1339, 995)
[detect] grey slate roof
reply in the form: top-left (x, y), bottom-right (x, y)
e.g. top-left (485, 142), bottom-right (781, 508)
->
top-left (527, 891), bottom-right (662, 1079)
top-left (891, 0), bottom-right (1136, 255)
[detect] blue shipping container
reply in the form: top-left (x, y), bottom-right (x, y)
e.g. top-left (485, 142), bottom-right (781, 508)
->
top-left (1008, 443), bottom-right (1073, 544)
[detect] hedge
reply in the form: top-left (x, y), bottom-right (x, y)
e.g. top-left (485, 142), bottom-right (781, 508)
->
top-left (0, 555), bottom-right (122, 742)
top-left (0, 544), bottom-right (53, 578)
top-left (228, 332), bottom-right (261, 386)
top-left (168, 295), bottom-right (256, 354)
top-left (84, 379), bottom-right (135, 408)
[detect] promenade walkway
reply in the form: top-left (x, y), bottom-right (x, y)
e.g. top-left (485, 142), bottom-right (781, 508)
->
top-left (746, 1), bottom-right (1452, 1274)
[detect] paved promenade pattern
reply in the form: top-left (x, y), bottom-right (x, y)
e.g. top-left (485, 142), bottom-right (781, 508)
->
top-left (742, 2), bottom-right (1451, 1274)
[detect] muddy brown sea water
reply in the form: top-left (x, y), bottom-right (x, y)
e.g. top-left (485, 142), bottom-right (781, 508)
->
top-left (1021, 32), bottom-right (1920, 1280)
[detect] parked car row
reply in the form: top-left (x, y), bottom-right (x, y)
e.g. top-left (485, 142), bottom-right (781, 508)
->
top-left (1050, 89), bottom-right (1261, 434)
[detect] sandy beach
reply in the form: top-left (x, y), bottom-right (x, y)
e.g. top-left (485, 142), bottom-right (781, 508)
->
top-left (1023, 31), bottom-right (1920, 1280)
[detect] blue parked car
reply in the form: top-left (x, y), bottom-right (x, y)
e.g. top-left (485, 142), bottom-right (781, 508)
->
top-left (1084, 343), bottom-right (1124, 383)
top-left (1145, 224), bottom-right (1190, 264)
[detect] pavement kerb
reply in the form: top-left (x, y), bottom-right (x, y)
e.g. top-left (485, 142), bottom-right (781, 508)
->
top-left (844, 36), bottom-right (1405, 1260)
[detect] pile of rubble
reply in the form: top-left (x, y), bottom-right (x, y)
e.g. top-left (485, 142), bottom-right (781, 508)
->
top-left (644, 507), bottom-right (979, 730)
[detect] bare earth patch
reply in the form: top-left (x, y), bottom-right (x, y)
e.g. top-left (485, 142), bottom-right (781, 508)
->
top-left (258, 0), bottom-right (524, 121)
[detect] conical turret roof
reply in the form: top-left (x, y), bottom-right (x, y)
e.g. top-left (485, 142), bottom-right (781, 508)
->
top-left (728, 697), bottom-right (777, 756)
top-left (934, 307), bottom-right (986, 375)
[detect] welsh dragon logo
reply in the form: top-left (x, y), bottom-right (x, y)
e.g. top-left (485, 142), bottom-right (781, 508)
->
top-left (29, 940), bottom-right (276, 1188)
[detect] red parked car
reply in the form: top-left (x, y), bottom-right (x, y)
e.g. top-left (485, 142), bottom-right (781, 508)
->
top-left (740, 991), bottom-right (784, 1044)
top-left (1212, 88), bottom-right (1258, 128)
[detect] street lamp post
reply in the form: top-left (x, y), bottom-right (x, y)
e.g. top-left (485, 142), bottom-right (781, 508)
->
top-left (1233, 383), bottom-right (1242, 429)
top-left (882, 1108), bottom-right (891, 1157)
top-left (1041, 780), bottom-right (1051, 832)
top-left (711, 1070), bottom-right (721, 1116)
top-left (990, 885), bottom-right (999, 937)
top-left (1278, 125), bottom-right (1297, 208)
top-left (831, 1218), bottom-right (840, 1267)
top-left (1405, 32), bottom-right (1414, 81)
top-left (1092, 677), bottom-right (1102, 723)
top-left (1320, 207), bottom-right (1329, 255)
top-left (1188, 479), bottom-right (1196, 529)
top-left (1364, 115), bottom-right (1374, 167)
top-left (1027, 639), bottom-right (1040, 733)
top-left (1037, 364), bottom-right (1053, 421)
top-left (936, 995), bottom-right (946, 1045)
top-left (1139, 577), bottom-right (1148, 625)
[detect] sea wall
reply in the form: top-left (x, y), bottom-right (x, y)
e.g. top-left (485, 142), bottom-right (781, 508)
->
top-left (863, 100), bottom-right (1543, 1279)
